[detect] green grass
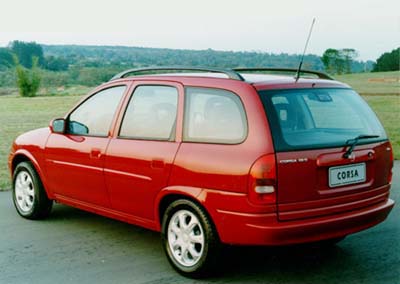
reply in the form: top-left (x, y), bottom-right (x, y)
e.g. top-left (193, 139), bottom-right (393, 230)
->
top-left (336, 71), bottom-right (400, 95)
top-left (0, 85), bottom-right (92, 97)
top-left (0, 95), bottom-right (83, 190)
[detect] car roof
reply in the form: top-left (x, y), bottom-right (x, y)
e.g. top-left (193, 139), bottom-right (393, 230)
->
top-left (108, 69), bottom-right (349, 91)
top-left (242, 74), bottom-right (349, 90)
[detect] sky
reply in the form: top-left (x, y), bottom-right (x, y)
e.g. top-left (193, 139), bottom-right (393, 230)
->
top-left (0, 0), bottom-right (399, 61)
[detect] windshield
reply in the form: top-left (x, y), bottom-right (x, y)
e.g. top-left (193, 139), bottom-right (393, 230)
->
top-left (258, 88), bottom-right (387, 151)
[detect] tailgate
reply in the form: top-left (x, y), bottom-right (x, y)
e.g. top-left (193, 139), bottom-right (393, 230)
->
top-left (276, 141), bottom-right (392, 221)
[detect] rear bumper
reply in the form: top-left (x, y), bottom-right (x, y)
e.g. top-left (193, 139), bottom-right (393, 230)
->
top-left (215, 198), bottom-right (394, 246)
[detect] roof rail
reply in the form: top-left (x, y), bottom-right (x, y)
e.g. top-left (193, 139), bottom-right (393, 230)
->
top-left (233, 67), bottom-right (334, 80)
top-left (109, 66), bottom-right (245, 81)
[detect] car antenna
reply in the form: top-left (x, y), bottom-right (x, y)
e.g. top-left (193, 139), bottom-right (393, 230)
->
top-left (295, 18), bottom-right (316, 82)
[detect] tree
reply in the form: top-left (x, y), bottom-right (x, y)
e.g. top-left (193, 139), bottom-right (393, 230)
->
top-left (321, 48), bottom-right (358, 74)
top-left (322, 48), bottom-right (340, 74)
top-left (341, 48), bottom-right (358, 74)
top-left (0, 48), bottom-right (15, 69)
top-left (15, 56), bottom-right (41, 97)
top-left (373, 48), bottom-right (400, 72)
top-left (44, 55), bottom-right (69, 71)
top-left (10, 40), bottom-right (45, 69)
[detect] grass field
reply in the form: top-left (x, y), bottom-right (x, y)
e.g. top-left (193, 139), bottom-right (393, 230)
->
top-left (0, 71), bottom-right (399, 190)
top-left (336, 71), bottom-right (400, 95)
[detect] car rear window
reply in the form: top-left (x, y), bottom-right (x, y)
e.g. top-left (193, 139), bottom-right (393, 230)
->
top-left (259, 88), bottom-right (387, 151)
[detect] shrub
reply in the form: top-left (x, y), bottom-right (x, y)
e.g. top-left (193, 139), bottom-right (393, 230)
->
top-left (15, 57), bottom-right (41, 97)
top-left (373, 48), bottom-right (400, 72)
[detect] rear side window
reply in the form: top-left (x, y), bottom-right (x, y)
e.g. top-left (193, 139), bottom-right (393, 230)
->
top-left (68, 86), bottom-right (126, 136)
top-left (183, 87), bottom-right (247, 144)
top-left (259, 88), bottom-right (387, 151)
top-left (119, 85), bottom-right (178, 140)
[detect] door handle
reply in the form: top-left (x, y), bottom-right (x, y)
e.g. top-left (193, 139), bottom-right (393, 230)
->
top-left (151, 159), bottom-right (165, 169)
top-left (90, 148), bottom-right (102, 159)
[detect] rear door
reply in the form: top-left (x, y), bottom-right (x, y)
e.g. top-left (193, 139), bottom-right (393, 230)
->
top-left (259, 88), bottom-right (392, 221)
top-left (104, 81), bottom-right (183, 220)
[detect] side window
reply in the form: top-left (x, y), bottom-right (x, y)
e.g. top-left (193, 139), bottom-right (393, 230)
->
top-left (68, 86), bottom-right (126, 136)
top-left (119, 85), bottom-right (178, 140)
top-left (184, 87), bottom-right (247, 144)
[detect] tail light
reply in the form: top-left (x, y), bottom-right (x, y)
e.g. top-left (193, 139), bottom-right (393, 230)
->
top-left (248, 154), bottom-right (277, 205)
top-left (388, 142), bottom-right (394, 184)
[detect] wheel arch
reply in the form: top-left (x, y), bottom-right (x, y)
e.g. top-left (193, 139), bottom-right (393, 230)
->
top-left (155, 186), bottom-right (218, 237)
top-left (11, 150), bottom-right (53, 199)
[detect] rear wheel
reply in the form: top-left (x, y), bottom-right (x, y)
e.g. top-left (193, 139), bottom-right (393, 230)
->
top-left (12, 161), bottom-right (53, 219)
top-left (161, 199), bottom-right (220, 278)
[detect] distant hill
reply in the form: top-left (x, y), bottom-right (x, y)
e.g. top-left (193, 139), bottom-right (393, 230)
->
top-left (0, 44), bottom-right (374, 88)
top-left (41, 44), bottom-right (374, 72)
top-left (41, 44), bottom-right (327, 70)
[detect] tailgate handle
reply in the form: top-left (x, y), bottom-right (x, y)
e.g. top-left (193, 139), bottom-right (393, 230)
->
top-left (317, 149), bottom-right (375, 166)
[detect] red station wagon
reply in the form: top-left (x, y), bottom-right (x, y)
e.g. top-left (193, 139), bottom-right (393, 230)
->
top-left (8, 67), bottom-right (395, 277)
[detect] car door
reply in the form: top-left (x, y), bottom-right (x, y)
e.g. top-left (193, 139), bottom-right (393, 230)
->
top-left (45, 84), bottom-right (128, 207)
top-left (104, 81), bottom-right (183, 220)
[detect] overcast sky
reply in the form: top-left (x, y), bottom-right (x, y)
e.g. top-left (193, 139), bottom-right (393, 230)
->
top-left (1, 0), bottom-right (399, 61)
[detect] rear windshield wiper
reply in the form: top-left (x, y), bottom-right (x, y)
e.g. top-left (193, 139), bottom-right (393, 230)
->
top-left (343, 134), bottom-right (380, 158)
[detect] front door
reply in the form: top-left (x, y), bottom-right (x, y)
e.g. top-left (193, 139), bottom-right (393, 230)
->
top-left (45, 85), bottom-right (128, 207)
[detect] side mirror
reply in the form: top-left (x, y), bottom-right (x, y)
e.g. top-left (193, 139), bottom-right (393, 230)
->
top-left (50, 118), bottom-right (66, 134)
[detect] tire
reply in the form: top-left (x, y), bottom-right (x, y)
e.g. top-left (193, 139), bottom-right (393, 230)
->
top-left (12, 161), bottom-right (53, 220)
top-left (161, 199), bottom-right (220, 278)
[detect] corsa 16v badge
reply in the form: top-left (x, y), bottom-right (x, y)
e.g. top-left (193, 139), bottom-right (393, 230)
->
top-left (279, 158), bottom-right (309, 164)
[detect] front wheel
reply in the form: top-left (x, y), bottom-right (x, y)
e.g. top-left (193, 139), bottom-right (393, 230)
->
top-left (161, 199), bottom-right (220, 278)
top-left (12, 161), bottom-right (53, 219)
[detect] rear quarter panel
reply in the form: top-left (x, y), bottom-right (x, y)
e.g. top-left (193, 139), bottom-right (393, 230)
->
top-left (169, 81), bottom-right (273, 193)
